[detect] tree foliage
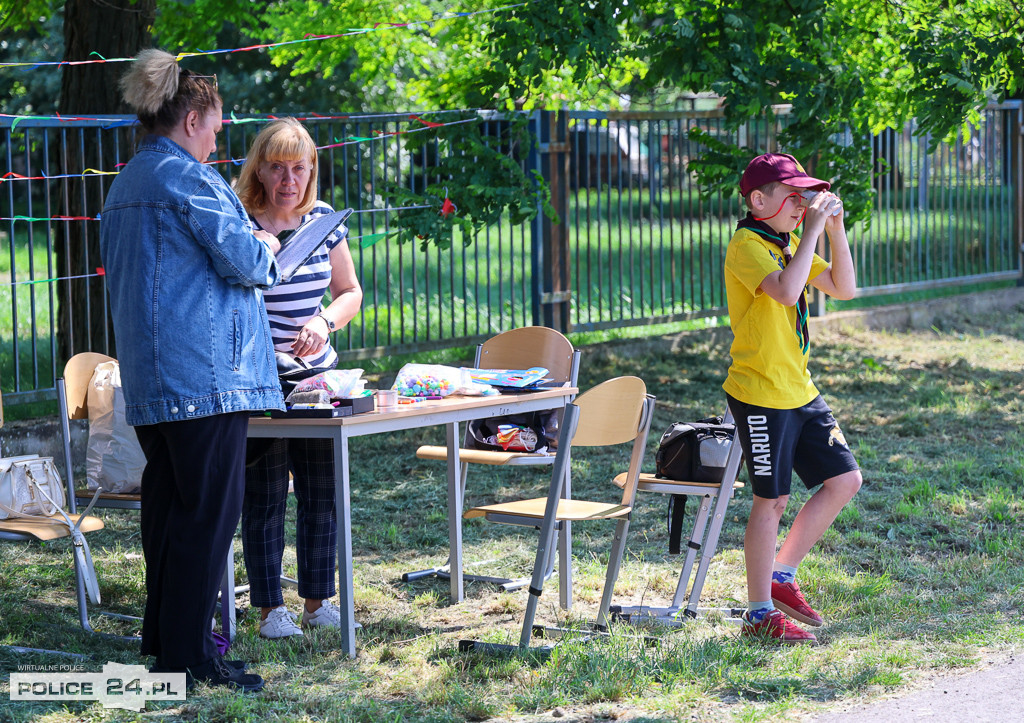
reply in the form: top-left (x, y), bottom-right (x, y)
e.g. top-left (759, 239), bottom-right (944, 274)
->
top-left (385, 115), bottom-right (552, 249)
top-left (3, 0), bottom-right (1022, 229)
top-left (442, 0), bottom-right (1023, 219)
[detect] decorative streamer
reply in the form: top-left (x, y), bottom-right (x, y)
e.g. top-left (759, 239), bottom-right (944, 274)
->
top-left (0, 4), bottom-right (528, 69)
top-left (357, 232), bottom-right (390, 248)
top-left (0, 205), bottom-right (433, 225)
top-left (409, 114), bottom-right (444, 128)
top-left (1, 108), bottom-right (477, 128)
top-left (0, 215), bottom-right (98, 222)
top-left (350, 204), bottom-right (432, 214)
top-left (0, 169), bottom-right (118, 184)
top-left (3, 268), bottom-right (105, 288)
top-left (1, 116), bottom-right (477, 183)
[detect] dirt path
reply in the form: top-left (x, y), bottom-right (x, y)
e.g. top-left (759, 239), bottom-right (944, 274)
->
top-left (811, 652), bottom-right (1022, 722)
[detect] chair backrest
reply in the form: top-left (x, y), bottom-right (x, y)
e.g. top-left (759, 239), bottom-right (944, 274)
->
top-left (478, 327), bottom-right (578, 385)
top-left (559, 376), bottom-right (655, 508)
top-left (570, 376), bottom-right (649, 447)
top-left (62, 352), bottom-right (116, 421)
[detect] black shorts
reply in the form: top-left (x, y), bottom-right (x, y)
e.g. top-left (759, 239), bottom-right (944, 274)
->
top-left (726, 394), bottom-right (859, 500)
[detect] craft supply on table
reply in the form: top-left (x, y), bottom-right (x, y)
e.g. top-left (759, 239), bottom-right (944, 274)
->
top-left (464, 366), bottom-right (554, 393)
top-left (376, 388), bottom-right (398, 409)
top-left (391, 363), bottom-right (461, 397)
top-left (287, 368), bottom-right (364, 402)
top-left (264, 393), bottom-right (374, 418)
top-left (465, 366), bottom-right (549, 388)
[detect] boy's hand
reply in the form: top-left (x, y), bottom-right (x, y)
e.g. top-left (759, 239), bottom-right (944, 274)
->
top-left (802, 191), bottom-right (842, 231)
top-left (822, 193), bottom-right (847, 238)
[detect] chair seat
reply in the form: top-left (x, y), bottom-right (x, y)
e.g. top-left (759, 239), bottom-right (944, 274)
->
top-left (0, 514), bottom-right (105, 541)
top-left (75, 489), bottom-right (142, 500)
top-left (74, 490), bottom-right (142, 509)
top-left (613, 472), bottom-right (744, 493)
top-left (465, 497), bottom-right (631, 521)
top-left (416, 445), bottom-right (556, 466)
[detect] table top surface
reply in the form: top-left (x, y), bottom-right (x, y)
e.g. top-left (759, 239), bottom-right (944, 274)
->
top-left (248, 386), bottom-right (577, 428)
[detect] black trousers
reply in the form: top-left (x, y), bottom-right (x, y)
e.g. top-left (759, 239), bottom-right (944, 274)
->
top-left (134, 412), bottom-right (248, 669)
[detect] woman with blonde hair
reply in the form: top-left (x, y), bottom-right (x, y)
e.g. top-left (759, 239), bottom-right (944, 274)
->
top-left (234, 118), bottom-right (362, 639)
top-left (100, 49), bottom-right (282, 692)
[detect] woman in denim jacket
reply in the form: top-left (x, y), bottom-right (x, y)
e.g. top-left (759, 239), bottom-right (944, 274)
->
top-left (99, 49), bottom-right (284, 693)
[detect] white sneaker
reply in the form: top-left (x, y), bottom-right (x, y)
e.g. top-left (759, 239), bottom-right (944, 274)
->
top-left (259, 605), bottom-right (303, 639)
top-left (301, 599), bottom-right (341, 629)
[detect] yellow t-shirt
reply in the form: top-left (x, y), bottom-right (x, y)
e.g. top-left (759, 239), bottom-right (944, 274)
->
top-left (722, 226), bottom-right (829, 409)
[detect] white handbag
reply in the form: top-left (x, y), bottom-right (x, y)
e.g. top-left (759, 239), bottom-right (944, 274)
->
top-left (0, 454), bottom-right (102, 604)
top-left (0, 454), bottom-right (67, 519)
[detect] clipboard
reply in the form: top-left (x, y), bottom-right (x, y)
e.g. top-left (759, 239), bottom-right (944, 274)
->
top-left (274, 208), bottom-right (353, 282)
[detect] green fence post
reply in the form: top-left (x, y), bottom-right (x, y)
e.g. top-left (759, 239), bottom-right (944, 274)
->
top-left (530, 110), bottom-right (571, 331)
top-left (1015, 104), bottom-right (1023, 287)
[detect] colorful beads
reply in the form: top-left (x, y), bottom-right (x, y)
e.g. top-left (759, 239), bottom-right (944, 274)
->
top-left (392, 369), bottom-right (456, 397)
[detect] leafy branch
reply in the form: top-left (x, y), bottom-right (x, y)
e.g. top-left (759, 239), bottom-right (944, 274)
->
top-left (385, 114), bottom-right (553, 250)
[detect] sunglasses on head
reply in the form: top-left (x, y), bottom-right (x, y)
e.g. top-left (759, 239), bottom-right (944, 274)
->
top-left (181, 69), bottom-right (218, 90)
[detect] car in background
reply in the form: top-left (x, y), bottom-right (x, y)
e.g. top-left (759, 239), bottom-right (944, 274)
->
top-left (569, 122), bottom-right (651, 188)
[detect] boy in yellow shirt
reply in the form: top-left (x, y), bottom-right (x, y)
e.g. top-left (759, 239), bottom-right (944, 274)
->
top-left (724, 153), bottom-right (862, 644)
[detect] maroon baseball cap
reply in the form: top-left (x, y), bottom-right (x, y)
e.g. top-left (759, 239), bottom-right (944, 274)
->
top-left (739, 153), bottom-right (830, 197)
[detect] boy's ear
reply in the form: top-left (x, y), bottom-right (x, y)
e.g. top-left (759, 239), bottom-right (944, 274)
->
top-left (748, 189), bottom-right (765, 212)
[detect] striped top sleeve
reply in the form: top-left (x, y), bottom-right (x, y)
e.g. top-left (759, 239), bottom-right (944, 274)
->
top-left (255, 201), bottom-right (348, 370)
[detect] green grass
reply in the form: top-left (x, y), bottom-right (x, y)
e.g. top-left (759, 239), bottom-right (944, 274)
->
top-left (2, 296), bottom-right (1023, 721)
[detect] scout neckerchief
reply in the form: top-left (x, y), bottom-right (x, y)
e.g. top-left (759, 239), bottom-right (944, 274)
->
top-left (736, 213), bottom-right (810, 354)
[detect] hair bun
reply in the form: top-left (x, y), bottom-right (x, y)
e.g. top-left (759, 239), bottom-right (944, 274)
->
top-left (120, 48), bottom-right (179, 115)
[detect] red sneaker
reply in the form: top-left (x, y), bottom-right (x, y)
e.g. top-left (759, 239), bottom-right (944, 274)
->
top-left (741, 609), bottom-right (818, 645)
top-left (771, 580), bottom-right (823, 627)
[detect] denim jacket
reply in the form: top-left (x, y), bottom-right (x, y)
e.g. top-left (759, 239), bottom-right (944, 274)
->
top-left (100, 134), bottom-right (285, 425)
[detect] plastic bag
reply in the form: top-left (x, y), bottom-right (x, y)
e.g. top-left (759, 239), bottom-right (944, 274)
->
top-left (86, 360), bottom-right (145, 494)
top-left (287, 368), bottom-right (363, 402)
top-left (495, 425), bottom-right (540, 452)
top-left (392, 363), bottom-right (469, 397)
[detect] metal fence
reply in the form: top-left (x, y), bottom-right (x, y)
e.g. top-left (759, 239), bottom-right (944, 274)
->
top-left (2, 103), bottom-right (1021, 404)
top-left (561, 103), bottom-right (1023, 330)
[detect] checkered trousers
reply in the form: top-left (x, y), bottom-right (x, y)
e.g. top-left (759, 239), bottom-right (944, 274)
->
top-left (241, 437), bottom-right (337, 608)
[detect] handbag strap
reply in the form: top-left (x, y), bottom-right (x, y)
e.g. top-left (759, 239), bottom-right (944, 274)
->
top-left (0, 464), bottom-right (103, 604)
top-left (26, 466), bottom-right (103, 530)
top-left (25, 469), bottom-right (103, 605)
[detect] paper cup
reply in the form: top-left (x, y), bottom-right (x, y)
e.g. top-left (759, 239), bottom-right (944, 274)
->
top-left (376, 389), bottom-right (398, 409)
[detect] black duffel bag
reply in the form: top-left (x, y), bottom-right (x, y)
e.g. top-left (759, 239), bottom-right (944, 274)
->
top-left (654, 416), bottom-right (735, 554)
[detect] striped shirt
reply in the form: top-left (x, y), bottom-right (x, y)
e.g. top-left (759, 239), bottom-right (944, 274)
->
top-left (254, 201), bottom-right (347, 370)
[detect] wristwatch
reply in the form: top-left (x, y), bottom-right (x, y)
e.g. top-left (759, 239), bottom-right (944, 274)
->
top-left (316, 313), bottom-right (335, 331)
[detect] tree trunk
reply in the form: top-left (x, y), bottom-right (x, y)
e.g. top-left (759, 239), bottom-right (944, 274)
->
top-left (56, 0), bottom-right (155, 363)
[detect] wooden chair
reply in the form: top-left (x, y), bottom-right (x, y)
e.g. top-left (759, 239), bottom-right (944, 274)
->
top-left (0, 385), bottom-right (113, 646)
top-left (608, 423), bottom-right (746, 625)
top-left (60, 352), bottom-right (142, 511)
top-left (408, 326), bottom-right (582, 603)
top-left (459, 376), bottom-right (655, 653)
top-left (59, 353), bottom-right (236, 639)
